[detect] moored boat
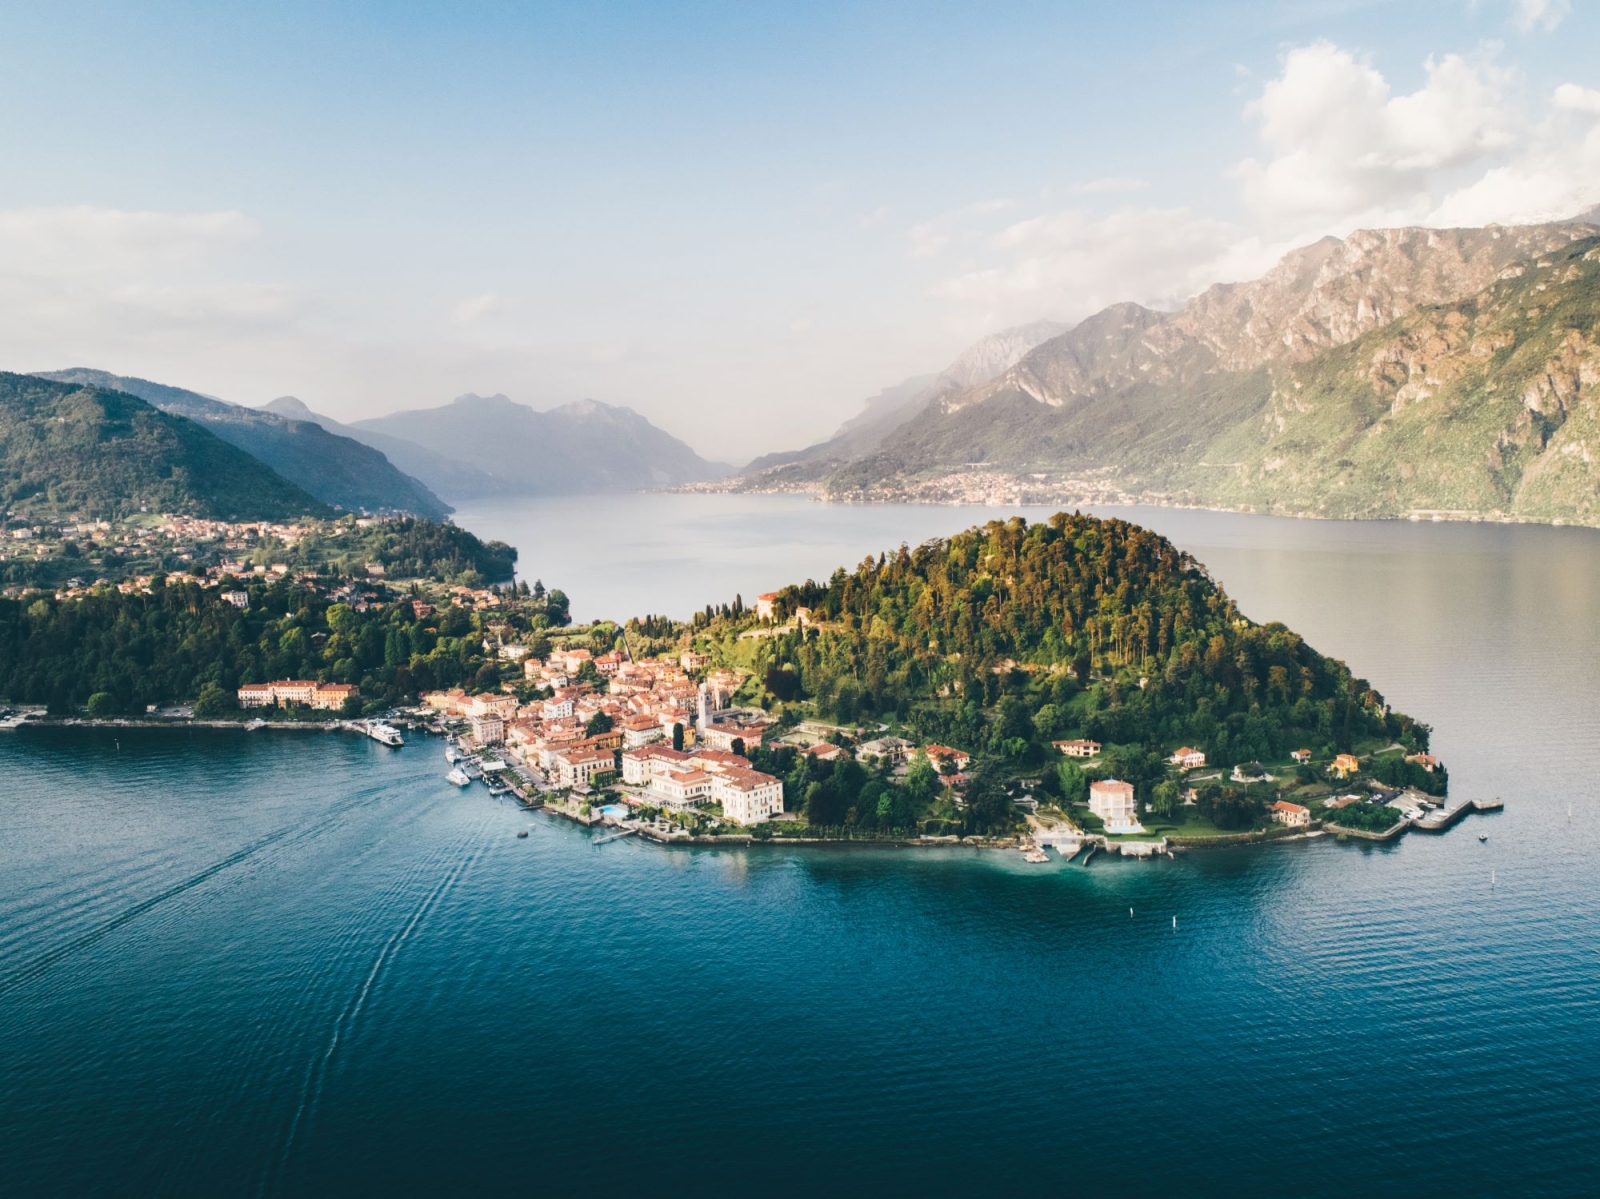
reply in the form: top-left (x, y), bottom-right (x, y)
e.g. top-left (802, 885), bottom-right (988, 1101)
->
top-left (446, 768), bottom-right (471, 787)
top-left (366, 722), bottom-right (404, 747)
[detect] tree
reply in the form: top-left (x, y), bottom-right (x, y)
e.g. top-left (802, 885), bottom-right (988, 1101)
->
top-left (1151, 779), bottom-right (1180, 819)
top-left (672, 722), bottom-right (684, 752)
top-left (86, 691), bottom-right (117, 718)
top-left (545, 589), bottom-right (571, 626)
top-left (962, 763), bottom-right (1013, 834)
top-left (805, 781), bottom-right (845, 827)
top-left (193, 683), bottom-right (233, 719)
top-left (585, 711), bottom-right (613, 736)
top-left (730, 737), bottom-right (745, 758)
top-left (1057, 760), bottom-right (1089, 805)
top-left (904, 751), bottom-right (939, 805)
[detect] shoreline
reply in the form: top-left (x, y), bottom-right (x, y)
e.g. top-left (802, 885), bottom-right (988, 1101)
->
top-left (6, 717), bottom-right (357, 732)
top-left (12, 718), bottom-right (1500, 855)
top-left (661, 485), bottom-right (1600, 533)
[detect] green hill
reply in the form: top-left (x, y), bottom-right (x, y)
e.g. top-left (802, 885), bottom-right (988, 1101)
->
top-left (0, 373), bottom-right (330, 522)
top-left (660, 512), bottom-right (1428, 834)
top-left (724, 512), bottom-right (1414, 762)
top-left (34, 370), bottom-right (451, 518)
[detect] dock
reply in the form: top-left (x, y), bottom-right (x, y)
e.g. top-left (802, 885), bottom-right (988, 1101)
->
top-left (1411, 797), bottom-right (1502, 833)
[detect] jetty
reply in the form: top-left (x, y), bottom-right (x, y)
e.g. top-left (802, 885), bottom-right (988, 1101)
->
top-left (1411, 796), bottom-right (1503, 833)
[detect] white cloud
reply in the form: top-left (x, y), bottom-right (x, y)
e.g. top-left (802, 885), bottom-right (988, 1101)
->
top-left (1073, 176), bottom-right (1149, 195)
top-left (932, 206), bottom-right (1251, 325)
top-left (1553, 83), bottom-right (1600, 115)
top-left (906, 198), bottom-right (1013, 259)
top-left (924, 39), bottom-right (1600, 335)
top-left (0, 204), bottom-right (308, 392)
top-left (452, 292), bottom-right (504, 323)
top-left (1511, 0), bottom-right (1571, 32)
top-left (1233, 42), bottom-right (1515, 231)
top-left (0, 206), bottom-right (257, 275)
top-left (1430, 86), bottom-right (1600, 225)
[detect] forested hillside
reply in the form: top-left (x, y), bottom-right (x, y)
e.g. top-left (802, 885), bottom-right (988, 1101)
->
top-left (696, 513), bottom-right (1422, 774)
top-left (0, 374), bottom-right (329, 522)
top-left (37, 370), bottom-right (451, 518)
top-left (0, 573), bottom-right (520, 715)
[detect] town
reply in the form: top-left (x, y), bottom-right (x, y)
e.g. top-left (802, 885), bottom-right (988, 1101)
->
top-left (231, 625), bottom-right (1494, 854)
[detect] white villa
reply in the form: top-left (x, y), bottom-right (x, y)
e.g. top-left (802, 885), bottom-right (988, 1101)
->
top-left (712, 769), bottom-right (784, 824)
top-left (1089, 778), bottom-right (1143, 835)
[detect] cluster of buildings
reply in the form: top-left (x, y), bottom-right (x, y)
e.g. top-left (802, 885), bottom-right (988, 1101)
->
top-left (237, 679), bottom-right (361, 710)
top-left (621, 744), bottom-right (784, 824)
top-left (817, 470), bottom-right (1152, 509)
top-left (424, 648), bottom-right (789, 824)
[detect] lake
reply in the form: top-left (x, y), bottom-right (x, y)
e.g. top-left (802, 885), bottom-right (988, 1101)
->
top-left (2, 497), bottom-right (1598, 1195)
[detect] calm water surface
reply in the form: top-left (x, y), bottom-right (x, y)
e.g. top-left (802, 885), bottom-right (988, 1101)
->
top-left (3, 498), bottom-right (1599, 1195)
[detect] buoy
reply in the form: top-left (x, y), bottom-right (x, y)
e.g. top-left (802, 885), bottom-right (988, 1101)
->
top-left (1129, 907), bottom-right (1134, 918)
top-left (1172, 916), bottom-right (1177, 930)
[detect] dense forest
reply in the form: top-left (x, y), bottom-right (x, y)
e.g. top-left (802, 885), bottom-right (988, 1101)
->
top-left (257, 517), bottom-right (518, 585)
top-left (0, 573), bottom-right (553, 716)
top-left (687, 514), bottom-right (1427, 798)
top-left (0, 373), bottom-right (330, 521)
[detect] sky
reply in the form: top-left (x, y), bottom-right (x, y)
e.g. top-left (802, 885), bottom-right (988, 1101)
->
top-left (0, 0), bottom-right (1597, 464)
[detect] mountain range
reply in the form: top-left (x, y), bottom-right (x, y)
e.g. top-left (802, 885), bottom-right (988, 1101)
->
top-left (789, 217), bottom-right (1600, 526)
top-left (21, 374), bottom-right (731, 518)
top-left (0, 373), bottom-right (330, 522)
top-left (740, 319), bottom-right (1067, 482)
top-left (34, 369), bottom-right (452, 519)
top-left (13, 210), bottom-right (1600, 530)
top-left (344, 393), bottom-right (732, 496)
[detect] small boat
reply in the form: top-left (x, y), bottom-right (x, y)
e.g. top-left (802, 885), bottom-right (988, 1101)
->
top-left (1479, 833), bottom-right (1488, 842)
top-left (444, 746), bottom-right (461, 764)
top-left (516, 830), bottom-right (529, 838)
top-left (1022, 849), bottom-right (1050, 863)
top-left (446, 768), bottom-right (471, 787)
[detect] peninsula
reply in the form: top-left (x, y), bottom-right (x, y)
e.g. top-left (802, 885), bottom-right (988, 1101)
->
top-left (0, 511), bottom-right (1467, 849)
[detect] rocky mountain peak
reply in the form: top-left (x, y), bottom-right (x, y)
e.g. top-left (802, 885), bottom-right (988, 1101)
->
top-left (1173, 222), bottom-right (1598, 372)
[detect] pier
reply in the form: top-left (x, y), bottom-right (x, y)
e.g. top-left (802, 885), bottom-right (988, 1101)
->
top-left (1411, 797), bottom-right (1503, 833)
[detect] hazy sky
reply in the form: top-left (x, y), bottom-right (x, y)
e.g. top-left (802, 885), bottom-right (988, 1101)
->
top-left (1, 0), bottom-right (1597, 463)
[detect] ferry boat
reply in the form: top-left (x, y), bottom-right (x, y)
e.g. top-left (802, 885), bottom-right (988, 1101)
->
top-left (446, 767), bottom-right (472, 787)
top-left (366, 722), bottom-right (404, 747)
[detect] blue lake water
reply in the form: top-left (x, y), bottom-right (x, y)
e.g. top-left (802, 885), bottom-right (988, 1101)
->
top-left (3, 498), bottom-right (1599, 1195)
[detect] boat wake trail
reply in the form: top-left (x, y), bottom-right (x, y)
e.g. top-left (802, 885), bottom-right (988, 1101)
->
top-left (0, 786), bottom-right (391, 999)
top-left (268, 817), bottom-right (492, 1191)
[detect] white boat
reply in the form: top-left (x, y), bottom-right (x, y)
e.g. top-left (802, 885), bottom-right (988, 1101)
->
top-left (366, 722), bottom-right (404, 747)
top-left (445, 746), bottom-right (461, 764)
top-left (446, 768), bottom-right (472, 787)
